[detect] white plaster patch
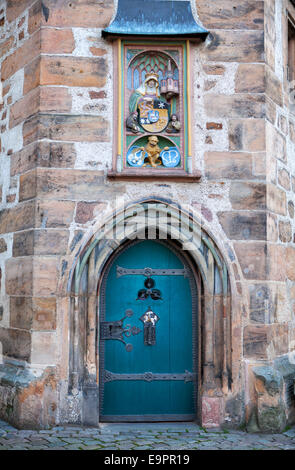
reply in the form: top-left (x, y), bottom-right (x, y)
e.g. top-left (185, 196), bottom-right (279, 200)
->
top-left (71, 87), bottom-right (109, 116)
top-left (7, 68), bottom-right (24, 104)
top-left (0, 154), bottom-right (10, 193)
top-left (0, 234), bottom-right (13, 328)
top-left (75, 142), bottom-right (112, 170)
top-left (31, 332), bottom-right (58, 367)
top-left (72, 28), bottom-right (109, 57)
top-left (275, 0), bottom-right (284, 82)
top-left (1, 123), bottom-right (23, 155)
top-left (207, 63), bottom-right (239, 96)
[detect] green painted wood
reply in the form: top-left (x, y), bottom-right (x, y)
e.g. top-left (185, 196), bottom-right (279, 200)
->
top-left (101, 240), bottom-right (197, 420)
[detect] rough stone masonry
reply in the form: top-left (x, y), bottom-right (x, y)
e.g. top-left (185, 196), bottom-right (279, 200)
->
top-left (0, 0), bottom-right (295, 432)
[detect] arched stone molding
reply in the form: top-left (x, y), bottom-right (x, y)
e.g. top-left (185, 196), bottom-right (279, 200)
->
top-left (65, 198), bottom-right (237, 427)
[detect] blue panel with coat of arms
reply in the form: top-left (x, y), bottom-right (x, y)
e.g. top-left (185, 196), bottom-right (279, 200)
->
top-left (160, 147), bottom-right (181, 168)
top-left (127, 146), bottom-right (147, 167)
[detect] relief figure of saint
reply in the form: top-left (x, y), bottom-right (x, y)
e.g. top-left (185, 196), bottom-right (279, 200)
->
top-left (128, 71), bottom-right (169, 134)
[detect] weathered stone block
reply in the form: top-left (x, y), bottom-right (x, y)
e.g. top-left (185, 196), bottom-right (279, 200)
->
top-left (10, 142), bottom-right (77, 176)
top-left (267, 184), bottom-right (286, 216)
top-left (6, 257), bottom-right (34, 296)
top-left (267, 213), bottom-right (278, 242)
top-left (204, 94), bottom-right (265, 119)
top-left (35, 200), bottom-right (75, 228)
top-left (249, 284), bottom-right (274, 323)
top-left (286, 247), bottom-right (295, 282)
top-left (230, 182), bottom-right (266, 209)
top-left (40, 87), bottom-right (72, 113)
top-left (36, 0), bottom-right (114, 28)
top-left (75, 202), bottom-right (106, 224)
top-left (0, 238), bottom-right (7, 253)
top-left (28, 0), bottom-right (42, 34)
top-left (278, 168), bottom-right (290, 191)
top-left (6, 0), bottom-right (30, 23)
top-left (0, 36), bottom-right (15, 58)
top-left (234, 242), bottom-right (266, 279)
top-left (266, 244), bottom-right (286, 282)
top-left (235, 64), bottom-right (265, 93)
top-left (23, 114), bottom-right (109, 146)
top-left (278, 221), bottom-right (292, 243)
top-left (288, 201), bottom-right (294, 219)
top-left (265, 67), bottom-right (283, 107)
top-left (24, 56), bottom-right (40, 95)
top-left (13, 230), bottom-right (34, 257)
top-left (19, 170), bottom-right (37, 201)
top-left (32, 298), bottom-right (57, 331)
top-left (13, 229), bottom-right (69, 256)
top-left (0, 328), bottom-right (31, 361)
top-left (33, 257), bottom-right (59, 296)
top-left (201, 396), bottom-right (222, 429)
top-left (197, 0), bottom-right (264, 29)
top-left (229, 119), bottom-right (265, 152)
top-left (1, 31), bottom-right (41, 81)
top-left (9, 88), bottom-right (39, 129)
top-left (35, 169), bottom-right (105, 200)
top-left (244, 325), bottom-right (268, 359)
top-left (0, 201), bottom-right (35, 234)
top-left (203, 64), bottom-right (225, 75)
top-left (218, 212), bottom-right (266, 240)
top-left (266, 122), bottom-right (286, 163)
top-left (41, 28), bottom-right (75, 54)
top-left (205, 31), bottom-right (264, 62)
top-left (10, 296), bottom-right (56, 331)
top-left (204, 152), bottom-right (253, 180)
top-left (31, 332), bottom-right (57, 365)
top-left (40, 56), bottom-right (108, 88)
top-left (253, 365), bottom-right (286, 433)
top-left (253, 153), bottom-right (266, 177)
top-left (10, 297), bottom-right (33, 330)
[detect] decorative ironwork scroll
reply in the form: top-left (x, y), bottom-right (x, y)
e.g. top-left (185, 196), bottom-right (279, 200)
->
top-left (100, 309), bottom-right (141, 352)
top-left (137, 277), bottom-right (162, 301)
top-left (116, 266), bottom-right (187, 278)
top-left (104, 370), bottom-right (193, 383)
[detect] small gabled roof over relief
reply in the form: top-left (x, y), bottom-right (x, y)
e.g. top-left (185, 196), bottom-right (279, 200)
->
top-left (102, 0), bottom-right (209, 40)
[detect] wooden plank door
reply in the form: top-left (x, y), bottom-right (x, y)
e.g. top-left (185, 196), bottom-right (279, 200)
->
top-left (99, 240), bottom-right (197, 421)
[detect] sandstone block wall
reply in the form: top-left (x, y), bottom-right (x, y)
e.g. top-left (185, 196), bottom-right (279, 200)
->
top-left (0, 0), bottom-right (294, 430)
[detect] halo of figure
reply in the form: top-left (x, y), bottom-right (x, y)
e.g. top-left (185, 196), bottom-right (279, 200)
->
top-left (129, 72), bottom-right (163, 114)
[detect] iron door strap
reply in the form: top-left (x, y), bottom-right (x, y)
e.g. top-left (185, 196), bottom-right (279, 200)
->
top-left (104, 370), bottom-right (194, 383)
top-left (100, 309), bottom-right (141, 352)
top-left (116, 266), bottom-right (188, 278)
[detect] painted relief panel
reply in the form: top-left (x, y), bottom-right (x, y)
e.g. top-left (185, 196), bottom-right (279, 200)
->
top-left (116, 42), bottom-right (191, 173)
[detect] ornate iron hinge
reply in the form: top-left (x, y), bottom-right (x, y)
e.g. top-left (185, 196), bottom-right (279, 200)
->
top-left (100, 309), bottom-right (141, 352)
top-left (104, 370), bottom-right (194, 383)
top-left (116, 266), bottom-right (188, 278)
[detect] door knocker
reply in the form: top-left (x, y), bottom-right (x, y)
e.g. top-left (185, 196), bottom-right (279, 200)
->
top-left (139, 307), bottom-right (159, 346)
top-left (137, 277), bottom-right (162, 301)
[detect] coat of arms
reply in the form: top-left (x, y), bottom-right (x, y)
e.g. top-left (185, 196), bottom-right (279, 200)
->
top-left (138, 98), bottom-right (169, 133)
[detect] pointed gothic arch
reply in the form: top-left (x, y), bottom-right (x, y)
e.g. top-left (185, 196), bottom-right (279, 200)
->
top-left (66, 198), bottom-right (233, 426)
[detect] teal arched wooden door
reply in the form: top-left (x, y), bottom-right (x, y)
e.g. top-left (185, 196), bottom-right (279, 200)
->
top-left (99, 240), bottom-right (198, 422)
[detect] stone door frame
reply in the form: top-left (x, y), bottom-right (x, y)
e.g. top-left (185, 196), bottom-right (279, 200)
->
top-left (65, 198), bottom-right (234, 427)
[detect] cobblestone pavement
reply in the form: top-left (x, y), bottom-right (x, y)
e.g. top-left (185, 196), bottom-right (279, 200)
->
top-left (0, 420), bottom-right (295, 450)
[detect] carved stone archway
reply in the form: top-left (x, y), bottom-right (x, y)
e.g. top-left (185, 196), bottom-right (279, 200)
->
top-left (66, 199), bottom-right (233, 426)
